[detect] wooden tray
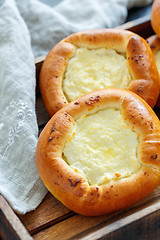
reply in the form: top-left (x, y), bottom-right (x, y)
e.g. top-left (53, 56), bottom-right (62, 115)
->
top-left (1, 16), bottom-right (160, 240)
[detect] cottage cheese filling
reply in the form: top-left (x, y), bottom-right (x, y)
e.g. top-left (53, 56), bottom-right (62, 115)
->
top-left (63, 108), bottom-right (140, 185)
top-left (63, 48), bottom-right (132, 102)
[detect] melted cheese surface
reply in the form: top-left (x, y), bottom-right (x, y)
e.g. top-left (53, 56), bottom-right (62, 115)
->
top-left (63, 108), bottom-right (140, 185)
top-left (63, 48), bottom-right (132, 102)
top-left (154, 51), bottom-right (160, 73)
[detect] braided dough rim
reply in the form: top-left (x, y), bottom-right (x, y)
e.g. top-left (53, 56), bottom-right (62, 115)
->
top-left (36, 89), bottom-right (160, 216)
top-left (40, 29), bottom-right (160, 117)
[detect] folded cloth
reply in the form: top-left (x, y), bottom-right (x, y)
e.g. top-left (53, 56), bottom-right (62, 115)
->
top-left (15, 0), bottom-right (153, 57)
top-left (0, 0), bottom-right (152, 214)
top-left (0, 0), bottom-right (47, 214)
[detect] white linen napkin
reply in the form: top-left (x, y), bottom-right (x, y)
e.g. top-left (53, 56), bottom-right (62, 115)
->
top-left (0, 0), bottom-right (47, 214)
top-left (15, 0), bottom-right (153, 58)
top-left (0, 0), bottom-right (152, 214)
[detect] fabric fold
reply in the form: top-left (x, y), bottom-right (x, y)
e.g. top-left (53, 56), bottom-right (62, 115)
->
top-left (15, 0), bottom-right (153, 57)
top-left (0, 0), bottom-right (47, 214)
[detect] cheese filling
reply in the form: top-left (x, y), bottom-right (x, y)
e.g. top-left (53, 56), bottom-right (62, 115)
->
top-left (63, 48), bottom-right (132, 102)
top-left (63, 108), bottom-right (140, 185)
top-left (154, 51), bottom-right (160, 73)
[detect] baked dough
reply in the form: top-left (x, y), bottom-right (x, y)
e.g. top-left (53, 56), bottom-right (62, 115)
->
top-left (36, 89), bottom-right (160, 216)
top-left (151, 0), bottom-right (160, 38)
top-left (147, 34), bottom-right (160, 107)
top-left (40, 29), bottom-right (160, 116)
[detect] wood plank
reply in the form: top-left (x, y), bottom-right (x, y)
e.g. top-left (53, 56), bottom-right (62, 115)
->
top-left (35, 56), bottom-right (45, 94)
top-left (117, 15), bottom-right (154, 39)
top-left (31, 187), bottom-right (160, 240)
top-left (78, 201), bottom-right (160, 240)
top-left (36, 95), bottom-right (50, 127)
top-left (0, 194), bottom-right (32, 240)
top-left (18, 193), bottom-right (71, 234)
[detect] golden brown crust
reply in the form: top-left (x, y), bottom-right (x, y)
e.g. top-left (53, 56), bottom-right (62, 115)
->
top-left (40, 29), bottom-right (160, 117)
top-left (36, 89), bottom-right (160, 216)
top-left (147, 34), bottom-right (160, 54)
top-left (127, 35), bottom-right (160, 108)
top-left (146, 34), bottom-right (160, 108)
top-left (151, 0), bottom-right (160, 38)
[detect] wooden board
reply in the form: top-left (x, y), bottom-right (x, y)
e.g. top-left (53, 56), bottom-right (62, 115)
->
top-left (1, 16), bottom-right (160, 240)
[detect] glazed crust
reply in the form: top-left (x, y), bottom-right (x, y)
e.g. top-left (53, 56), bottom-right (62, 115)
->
top-left (40, 29), bottom-right (160, 117)
top-left (36, 89), bottom-right (160, 216)
top-left (151, 0), bottom-right (160, 38)
top-left (147, 34), bottom-right (160, 54)
top-left (147, 34), bottom-right (160, 108)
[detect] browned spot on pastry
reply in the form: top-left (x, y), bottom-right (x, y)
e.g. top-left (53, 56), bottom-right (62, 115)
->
top-left (48, 137), bottom-right (53, 142)
top-left (50, 124), bottom-right (55, 134)
top-left (130, 54), bottom-right (143, 64)
top-left (68, 178), bottom-right (82, 187)
top-left (74, 101), bottom-right (79, 105)
top-left (150, 44), bottom-right (156, 49)
top-left (151, 154), bottom-right (158, 159)
top-left (85, 95), bottom-right (100, 106)
top-left (144, 172), bottom-right (149, 176)
top-left (54, 182), bottom-right (59, 186)
top-left (115, 173), bottom-right (121, 178)
top-left (137, 89), bottom-right (143, 93)
top-left (148, 121), bottom-right (153, 129)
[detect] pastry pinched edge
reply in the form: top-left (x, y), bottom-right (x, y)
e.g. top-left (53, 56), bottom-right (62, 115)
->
top-left (147, 34), bottom-right (160, 108)
top-left (36, 88), bottom-right (160, 216)
top-left (40, 28), bottom-right (160, 117)
top-left (151, 0), bottom-right (160, 39)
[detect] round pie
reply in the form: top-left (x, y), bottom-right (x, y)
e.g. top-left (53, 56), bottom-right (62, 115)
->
top-left (147, 34), bottom-right (160, 107)
top-left (40, 29), bottom-right (160, 117)
top-left (151, 0), bottom-right (160, 38)
top-left (36, 89), bottom-right (160, 216)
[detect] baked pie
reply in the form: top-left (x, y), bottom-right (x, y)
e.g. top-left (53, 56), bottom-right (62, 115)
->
top-left (36, 89), bottom-right (160, 216)
top-left (40, 29), bottom-right (159, 116)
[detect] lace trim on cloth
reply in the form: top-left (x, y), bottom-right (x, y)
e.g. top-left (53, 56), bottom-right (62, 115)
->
top-left (0, 99), bottom-right (33, 160)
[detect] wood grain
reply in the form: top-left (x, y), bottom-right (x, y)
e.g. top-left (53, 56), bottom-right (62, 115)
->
top-left (32, 187), bottom-right (160, 240)
top-left (0, 194), bottom-right (32, 240)
top-left (117, 15), bottom-right (154, 39)
top-left (18, 193), bottom-right (71, 234)
top-left (79, 201), bottom-right (160, 240)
